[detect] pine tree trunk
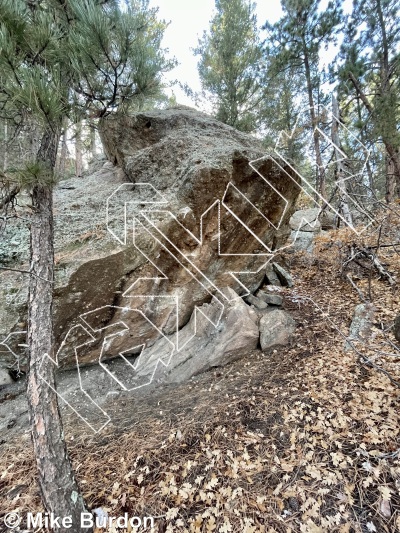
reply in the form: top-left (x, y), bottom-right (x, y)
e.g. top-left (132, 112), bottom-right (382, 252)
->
top-left (385, 155), bottom-right (397, 203)
top-left (75, 120), bottom-right (83, 177)
top-left (27, 128), bottom-right (93, 533)
top-left (29, 120), bottom-right (41, 161)
top-left (384, 145), bottom-right (400, 202)
top-left (376, 0), bottom-right (400, 200)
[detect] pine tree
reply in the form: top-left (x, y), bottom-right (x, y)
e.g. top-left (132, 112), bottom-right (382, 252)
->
top-left (337, 0), bottom-right (400, 202)
top-left (261, 63), bottom-right (308, 169)
top-left (263, 0), bottom-right (343, 199)
top-left (194, 0), bottom-right (264, 132)
top-left (0, 1), bottom-right (172, 529)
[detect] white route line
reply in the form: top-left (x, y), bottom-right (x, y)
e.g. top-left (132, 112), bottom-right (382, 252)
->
top-left (8, 101), bottom-right (378, 432)
top-left (106, 183), bottom-right (168, 246)
top-left (274, 104), bottom-right (373, 235)
top-left (37, 307), bottom-right (175, 433)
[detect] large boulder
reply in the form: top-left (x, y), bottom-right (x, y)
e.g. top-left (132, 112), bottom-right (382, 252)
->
top-left (1, 108), bottom-right (300, 382)
top-left (48, 288), bottom-right (260, 425)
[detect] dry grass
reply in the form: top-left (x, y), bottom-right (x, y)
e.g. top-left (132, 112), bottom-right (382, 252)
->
top-left (1, 208), bottom-right (400, 533)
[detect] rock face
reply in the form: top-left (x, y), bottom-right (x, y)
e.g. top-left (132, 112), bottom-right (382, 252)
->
top-left (1, 108), bottom-right (300, 385)
top-left (259, 310), bottom-right (296, 351)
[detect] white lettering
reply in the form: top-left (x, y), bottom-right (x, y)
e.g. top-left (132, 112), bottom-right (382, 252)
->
top-left (27, 513), bottom-right (72, 529)
top-left (63, 516), bottom-right (72, 528)
top-left (95, 515), bottom-right (107, 528)
top-left (27, 513), bottom-right (43, 528)
top-left (26, 512), bottom-right (153, 530)
top-left (49, 514), bottom-right (61, 528)
top-left (130, 516), bottom-right (141, 528)
top-left (81, 512), bottom-right (94, 528)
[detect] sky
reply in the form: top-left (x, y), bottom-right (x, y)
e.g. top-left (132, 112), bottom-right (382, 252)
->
top-left (147, 0), bottom-right (353, 108)
top-left (148, 0), bottom-right (284, 106)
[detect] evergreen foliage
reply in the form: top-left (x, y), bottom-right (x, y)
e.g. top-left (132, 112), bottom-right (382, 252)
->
top-left (337, 0), bottom-right (400, 200)
top-left (194, 0), bottom-right (264, 132)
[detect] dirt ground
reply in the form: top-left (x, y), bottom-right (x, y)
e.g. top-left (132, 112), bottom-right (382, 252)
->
top-left (1, 211), bottom-right (400, 533)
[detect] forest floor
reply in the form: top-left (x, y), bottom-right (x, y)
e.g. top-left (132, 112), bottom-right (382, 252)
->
top-left (1, 207), bottom-right (400, 533)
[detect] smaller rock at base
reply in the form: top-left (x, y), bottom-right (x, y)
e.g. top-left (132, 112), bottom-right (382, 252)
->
top-left (272, 263), bottom-right (294, 287)
top-left (257, 290), bottom-right (283, 306)
top-left (289, 208), bottom-right (321, 232)
top-left (290, 230), bottom-right (315, 252)
top-left (344, 303), bottom-right (375, 351)
top-left (265, 264), bottom-right (281, 286)
top-left (259, 309), bottom-right (296, 351)
top-left (0, 369), bottom-right (13, 387)
top-left (245, 294), bottom-right (269, 310)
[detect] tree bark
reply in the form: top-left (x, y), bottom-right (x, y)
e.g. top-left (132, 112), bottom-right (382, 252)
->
top-left (386, 154), bottom-right (397, 204)
top-left (27, 128), bottom-right (93, 532)
top-left (384, 144), bottom-right (400, 202)
top-left (376, 0), bottom-right (400, 201)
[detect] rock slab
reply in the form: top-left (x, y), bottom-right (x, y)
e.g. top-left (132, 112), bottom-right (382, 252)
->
top-left (246, 294), bottom-right (269, 310)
